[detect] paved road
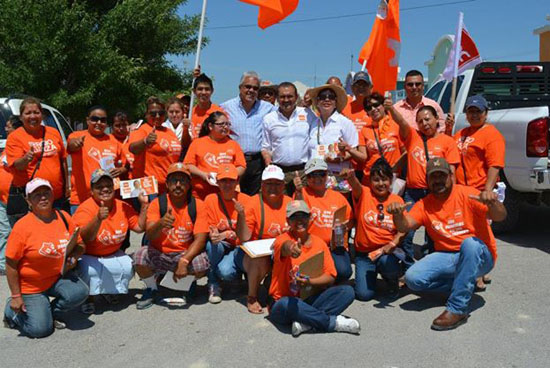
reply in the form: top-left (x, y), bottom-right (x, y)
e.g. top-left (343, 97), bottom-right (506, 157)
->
top-left (1, 205), bottom-right (549, 368)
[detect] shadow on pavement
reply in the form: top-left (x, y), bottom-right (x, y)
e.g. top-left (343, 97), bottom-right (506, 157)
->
top-left (496, 204), bottom-right (550, 255)
top-left (399, 292), bottom-right (486, 313)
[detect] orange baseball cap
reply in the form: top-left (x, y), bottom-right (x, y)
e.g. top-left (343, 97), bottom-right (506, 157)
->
top-left (167, 162), bottom-right (191, 179)
top-left (217, 164), bottom-right (239, 180)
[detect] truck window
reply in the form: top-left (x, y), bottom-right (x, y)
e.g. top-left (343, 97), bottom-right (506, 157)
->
top-left (42, 109), bottom-right (58, 131)
top-left (0, 103), bottom-right (11, 140)
top-left (440, 76), bottom-right (464, 113)
top-left (425, 80), bottom-right (446, 102)
top-left (54, 111), bottom-right (73, 138)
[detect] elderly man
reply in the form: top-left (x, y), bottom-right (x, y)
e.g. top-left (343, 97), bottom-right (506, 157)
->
top-left (261, 82), bottom-right (317, 195)
top-left (221, 71), bottom-right (276, 195)
top-left (393, 70), bottom-right (446, 132)
top-left (387, 157), bottom-right (506, 331)
top-left (342, 71), bottom-right (373, 134)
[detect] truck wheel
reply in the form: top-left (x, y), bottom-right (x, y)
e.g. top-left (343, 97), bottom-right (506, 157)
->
top-left (491, 187), bottom-right (521, 235)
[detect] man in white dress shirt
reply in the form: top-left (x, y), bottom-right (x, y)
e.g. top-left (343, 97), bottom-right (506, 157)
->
top-left (261, 82), bottom-right (317, 195)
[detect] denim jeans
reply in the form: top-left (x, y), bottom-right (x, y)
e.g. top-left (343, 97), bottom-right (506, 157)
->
top-left (404, 237), bottom-right (494, 315)
top-left (402, 187), bottom-right (430, 267)
top-left (331, 248), bottom-right (352, 283)
top-left (269, 285), bottom-right (355, 332)
top-left (0, 202), bottom-right (10, 272)
top-left (4, 271), bottom-right (89, 338)
top-left (206, 241), bottom-right (244, 287)
top-left (354, 252), bottom-right (401, 301)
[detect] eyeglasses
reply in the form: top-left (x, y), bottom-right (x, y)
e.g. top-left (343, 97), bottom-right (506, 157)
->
top-left (167, 177), bottom-right (189, 184)
top-left (149, 110), bottom-right (166, 117)
top-left (406, 82), bottom-right (423, 87)
top-left (243, 84), bottom-right (259, 91)
top-left (365, 102), bottom-right (382, 111)
top-left (318, 92), bottom-right (337, 101)
top-left (213, 121), bottom-right (231, 127)
top-left (377, 203), bottom-right (385, 221)
top-left (260, 90), bottom-right (276, 96)
top-left (90, 116), bottom-right (108, 123)
top-left (307, 171), bottom-right (327, 178)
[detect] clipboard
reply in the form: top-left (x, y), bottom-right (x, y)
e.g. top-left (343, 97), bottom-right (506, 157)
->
top-left (298, 251), bottom-right (324, 300)
top-left (332, 205), bottom-right (347, 226)
top-left (160, 271), bottom-right (195, 291)
top-left (61, 227), bottom-right (81, 276)
top-left (240, 239), bottom-right (275, 258)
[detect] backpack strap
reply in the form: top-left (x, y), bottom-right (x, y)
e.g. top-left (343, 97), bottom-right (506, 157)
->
top-left (187, 195), bottom-right (196, 223)
top-left (158, 193), bottom-right (168, 217)
top-left (56, 209), bottom-right (69, 231)
top-left (258, 193), bottom-right (265, 240)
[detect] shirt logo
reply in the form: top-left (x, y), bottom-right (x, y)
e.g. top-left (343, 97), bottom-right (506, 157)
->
top-left (29, 139), bottom-right (58, 158)
top-left (38, 240), bottom-right (66, 258)
top-left (457, 136), bottom-right (475, 153)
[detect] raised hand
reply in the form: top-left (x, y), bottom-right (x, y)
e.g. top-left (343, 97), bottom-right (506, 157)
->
top-left (232, 198), bottom-right (245, 216)
top-left (386, 201), bottom-right (412, 215)
top-left (97, 200), bottom-right (109, 221)
top-left (383, 92), bottom-right (393, 110)
top-left (23, 148), bottom-right (34, 163)
top-left (290, 238), bottom-right (302, 258)
top-left (145, 126), bottom-right (157, 146)
top-left (293, 171), bottom-right (303, 192)
top-left (469, 192), bottom-right (498, 207)
top-left (161, 207), bottom-right (175, 228)
top-left (137, 192), bottom-right (149, 206)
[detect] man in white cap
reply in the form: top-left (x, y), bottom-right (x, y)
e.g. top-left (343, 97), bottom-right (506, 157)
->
top-left (342, 71), bottom-right (373, 134)
top-left (261, 82), bottom-right (316, 195)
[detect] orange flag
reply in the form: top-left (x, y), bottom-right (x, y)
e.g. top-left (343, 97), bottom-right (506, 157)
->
top-left (358, 0), bottom-right (401, 93)
top-left (240, 0), bottom-right (299, 29)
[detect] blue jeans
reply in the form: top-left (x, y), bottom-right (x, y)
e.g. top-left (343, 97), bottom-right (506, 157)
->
top-left (404, 237), bottom-right (494, 315)
top-left (269, 285), bottom-right (355, 332)
top-left (402, 188), bottom-right (430, 267)
top-left (0, 202), bottom-right (10, 272)
top-left (331, 248), bottom-right (352, 282)
top-left (4, 271), bottom-right (89, 338)
top-left (205, 241), bottom-right (245, 286)
top-left (354, 252), bottom-right (401, 301)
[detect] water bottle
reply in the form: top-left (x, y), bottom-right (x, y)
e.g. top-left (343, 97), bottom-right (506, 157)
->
top-left (494, 182), bottom-right (506, 203)
top-left (331, 220), bottom-right (345, 249)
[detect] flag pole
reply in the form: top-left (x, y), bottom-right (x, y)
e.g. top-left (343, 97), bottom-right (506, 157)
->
top-left (188, 0), bottom-right (208, 119)
top-left (449, 12), bottom-right (463, 116)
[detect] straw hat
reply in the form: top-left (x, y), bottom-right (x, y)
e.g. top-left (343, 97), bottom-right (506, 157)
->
top-left (309, 84), bottom-right (348, 113)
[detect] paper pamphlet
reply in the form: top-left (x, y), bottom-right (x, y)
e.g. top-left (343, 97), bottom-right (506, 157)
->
top-left (160, 271), bottom-right (195, 291)
top-left (240, 238), bottom-right (275, 258)
top-left (299, 251), bottom-right (324, 300)
top-left (120, 176), bottom-right (158, 199)
top-left (368, 247), bottom-right (407, 262)
top-left (314, 143), bottom-right (341, 160)
top-left (61, 227), bottom-right (81, 276)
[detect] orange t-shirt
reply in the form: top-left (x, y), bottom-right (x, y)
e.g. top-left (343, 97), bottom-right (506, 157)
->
top-left (0, 152), bottom-right (13, 204)
top-left (6, 211), bottom-right (76, 293)
top-left (184, 136), bottom-right (247, 200)
top-left (204, 192), bottom-right (252, 247)
top-left (454, 124), bottom-right (505, 190)
top-left (408, 184), bottom-right (497, 261)
top-left (146, 195), bottom-right (209, 253)
top-left (191, 104), bottom-right (225, 139)
top-left (342, 99), bottom-right (371, 134)
top-left (128, 124), bottom-right (182, 192)
top-left (69, 131), bottom-right (124, 205)
top-left (358, 116), bottom-right (403, 183)
top-left (5, 126), bottom-right (67, 199)
top-left (73, 198), bottom-right (139, 256)
top-left (301, 187), bottom-right (353, 250)
top-left (354, 186), bottom-right (403, 253)
top-left (245, 195), bottom-right (292, 240)
top-left (404, 130), bottom-right (460, 189)
top-left (269, 232), bottom-right (337, 301)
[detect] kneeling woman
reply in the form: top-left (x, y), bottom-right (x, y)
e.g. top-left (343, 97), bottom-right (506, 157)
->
top-left (268, 200), bottom-right (360, 337)
top-left (3, 178), bottom-right (88, 338)
top-left (341, 159), bottom-right (406, 301)
top-left (73, 169), bottom-right (148, 313)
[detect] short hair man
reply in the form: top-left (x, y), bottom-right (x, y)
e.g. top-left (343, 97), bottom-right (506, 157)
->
top-left (342, 71), bottom-right (373, 133)
top-left (388, 157), bottom-right (507, 330)
top-left (392, 70), bottom-right (445, 132)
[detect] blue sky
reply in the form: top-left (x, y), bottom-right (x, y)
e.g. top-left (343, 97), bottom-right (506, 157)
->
top-left (174, 0), bottom-right (547, 103)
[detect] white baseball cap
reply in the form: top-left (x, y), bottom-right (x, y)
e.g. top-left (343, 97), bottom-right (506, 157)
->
top-left (262, 165), bottom-right (284, 181)
top-left (25, 178), bottom-right (53, 196)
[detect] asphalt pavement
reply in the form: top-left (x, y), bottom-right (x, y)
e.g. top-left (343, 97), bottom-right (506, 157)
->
top-left (1, 205), bottom-right (549, 368)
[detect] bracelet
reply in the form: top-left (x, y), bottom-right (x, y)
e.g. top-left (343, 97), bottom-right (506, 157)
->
top-left (11, 294), bottom-right (21, 298)
top-left (180, 258), bottom-right (190, 265)
top-left (388, 242), bottom-right (397, 248)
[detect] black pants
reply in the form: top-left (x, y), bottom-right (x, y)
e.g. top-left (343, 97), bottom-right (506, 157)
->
top-left (240, 153), bottom-right (264, 196)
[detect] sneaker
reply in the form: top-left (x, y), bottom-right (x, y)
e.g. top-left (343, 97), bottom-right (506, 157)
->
top-left (334, 315), bottom-right (360, 335)
top-left (291, 321), bottom-right (312, 337)
top-left (54, 320), bottom-right (66, 329)
top-left (208, 284), bottom-right (222, 304)
top-left (3, 316), bottom-right (16, 329)
top-left (136, 288), bottom-right (157, 310)
top-left (386, 278), bottom-right (400, 299)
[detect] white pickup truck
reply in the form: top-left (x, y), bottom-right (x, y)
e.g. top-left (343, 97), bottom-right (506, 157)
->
top-left (425, 62), bottom-right (550, 233)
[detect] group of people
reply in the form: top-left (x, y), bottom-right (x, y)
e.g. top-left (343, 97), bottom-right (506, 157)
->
top-left (1, 66), bottom-right (506, 338)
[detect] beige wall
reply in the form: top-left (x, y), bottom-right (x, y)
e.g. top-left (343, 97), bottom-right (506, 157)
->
top-left (540, 31), bottom-right (550, 62)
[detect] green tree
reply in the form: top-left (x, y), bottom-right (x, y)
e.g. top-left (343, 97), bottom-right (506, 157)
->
top-left (0, 0), bottom-right (205, 121)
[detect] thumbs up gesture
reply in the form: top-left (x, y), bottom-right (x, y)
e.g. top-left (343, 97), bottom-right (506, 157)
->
top-left (145, 126), bottom-right (157, 146)
top-left (97, 200), bottom-right (109, 221)
top-left (23, 147), bottom-right (35, 163)
top-left (383, 92), bottom-right (393, 110)
top-left (232, 198), bottom-right (245, 216)
top-left (290, 238), bottom-right (302, 258)
top-left (293, 171), bottom-right (303, 192)
top-left (161, 206), bottom-right (175, 228)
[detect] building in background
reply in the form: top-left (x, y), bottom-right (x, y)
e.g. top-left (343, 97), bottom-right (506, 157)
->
top-left (533, 16), bottom-right (550, 62)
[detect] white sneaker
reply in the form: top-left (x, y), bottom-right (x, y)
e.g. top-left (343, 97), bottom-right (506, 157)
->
top-left (291, 321), bottom-right (312, 337)
top-left (334, 315), bottom-right (360, 335)
top-left (208, 285), bottom-right (222, 304)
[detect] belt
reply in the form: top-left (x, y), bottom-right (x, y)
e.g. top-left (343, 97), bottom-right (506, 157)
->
top-left (244, 152), bottom-right (262, 160)
top-left (277, 163), bottom-right (305, 173)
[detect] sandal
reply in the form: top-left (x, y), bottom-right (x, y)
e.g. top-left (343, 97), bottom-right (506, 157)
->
top-left (81, 302), bottom-right (95, 315)
top-left (247, 296), bottom-right (264, 314)
top-left (482, 274), bottom-right (492, 284)
top-left (474, 277), bottom-right (486, 292)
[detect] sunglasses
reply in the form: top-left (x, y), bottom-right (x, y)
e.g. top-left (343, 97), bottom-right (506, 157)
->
top-left (243, 84), bottom-right (259, 91)
top-left (167, 177), bottom-right (189, 184)
top-left (307, 171), bottom-right (327, 178)
top-left (377, 203), bottom-right (385, 221)
top-left (261, 90), bottom-right (276, 96)
top-left (290, 213), bottom-right (310, 221)
top-left (149, 110), bottom-right (166, 117)
top-left (318, 92), bottom-right (337, 101)
top-left (365, 102), bottom-right (382, 111)
top-left (90, 116), bottom-right (108, 123)
top-left (213, 121), bottom-right (231, 127)
top-left (406, 82), bottom-right (423, 87)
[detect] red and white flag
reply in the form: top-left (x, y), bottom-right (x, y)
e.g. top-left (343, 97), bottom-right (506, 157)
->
top-left (442, 12), bottom-right (481, 81)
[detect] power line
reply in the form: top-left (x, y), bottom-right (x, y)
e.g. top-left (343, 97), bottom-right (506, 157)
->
top-left (208, 0), bottom-right (477, 30)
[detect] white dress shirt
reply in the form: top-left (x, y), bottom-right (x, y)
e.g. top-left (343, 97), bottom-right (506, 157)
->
top-left (262, 106), bottom-right (315, 166)
top-left (308, 111), bottom-right (359, 173)
top-left (162, 119), bottom-right (187, 141)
